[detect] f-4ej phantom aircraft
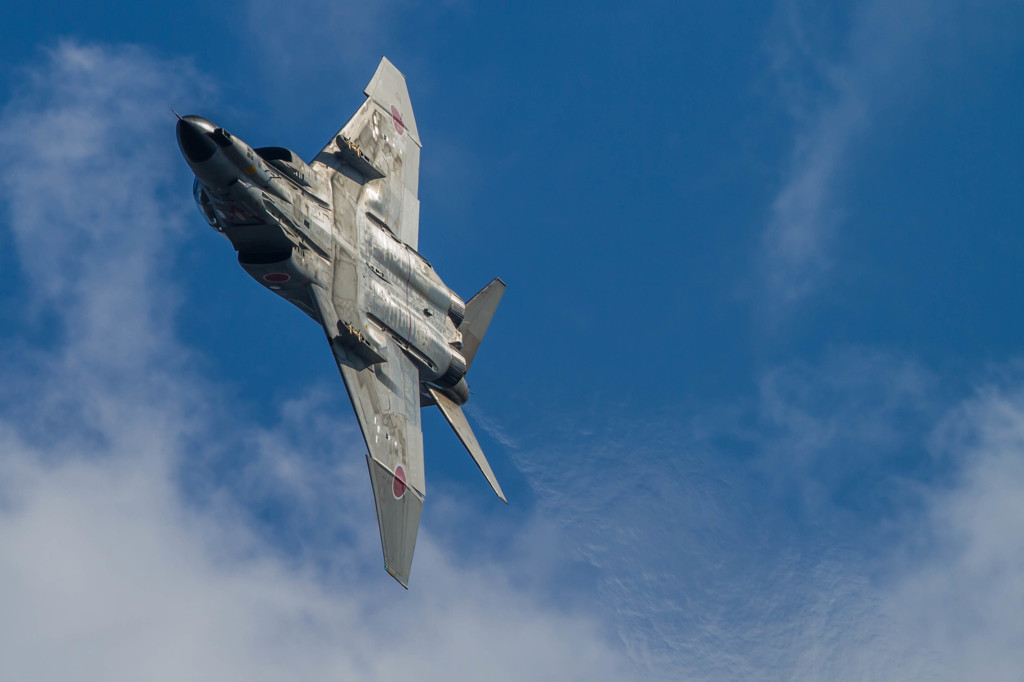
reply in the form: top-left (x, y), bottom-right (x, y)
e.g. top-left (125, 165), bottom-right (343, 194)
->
top-left (176, 57), bottom-right (506, 587)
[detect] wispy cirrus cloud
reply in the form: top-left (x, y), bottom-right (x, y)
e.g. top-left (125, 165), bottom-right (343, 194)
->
top-left (759, 0), bottom-right (959, 304)
top-left (513, 348), bottom-right (1024, 680)
top-left (0, 42), bottom-right (630, 682)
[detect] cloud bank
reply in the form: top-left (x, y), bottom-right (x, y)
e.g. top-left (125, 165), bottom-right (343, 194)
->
top-left (515, 350), bottom-right (1024, 680)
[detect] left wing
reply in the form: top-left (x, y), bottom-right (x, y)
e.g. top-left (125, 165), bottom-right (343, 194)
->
top-left (339, 343), bottom-right (424, 588)
top-left (311, 286), bottom-right (425, 588)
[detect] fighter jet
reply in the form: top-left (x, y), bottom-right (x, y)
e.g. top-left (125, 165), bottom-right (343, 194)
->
top-left (176, 57), bottom-right (506, 587)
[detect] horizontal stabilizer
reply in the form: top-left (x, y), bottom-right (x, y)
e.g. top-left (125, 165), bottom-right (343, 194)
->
top-left (461, 278), bottom-right (505, 367)
top-left (429, 387), bottom-right (507, 503)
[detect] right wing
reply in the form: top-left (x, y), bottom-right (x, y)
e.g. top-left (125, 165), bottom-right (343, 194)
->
top-left (310, 56), bottom-right (422, 250)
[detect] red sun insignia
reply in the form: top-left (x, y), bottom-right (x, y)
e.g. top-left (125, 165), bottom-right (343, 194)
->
top-left (391, 105), bottom-right (405, 136)
top-left (263, 273), bottom-right (290, 283)
top-left (393, 465), bottom-right (407, 499)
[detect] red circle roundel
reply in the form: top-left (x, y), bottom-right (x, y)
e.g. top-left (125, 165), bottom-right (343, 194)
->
top-left (393, 465), bottom-right (407, 499)
top-left (391, 105), bottom-right (405, 136)
top-left (263, 273), bottom-right (290, 284)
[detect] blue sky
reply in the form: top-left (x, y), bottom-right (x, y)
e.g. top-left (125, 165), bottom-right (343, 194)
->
top-left (1, 1), bottom-right (1023, 679)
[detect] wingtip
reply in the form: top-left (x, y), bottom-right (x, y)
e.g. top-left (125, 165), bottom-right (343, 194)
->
top-left (386, 565), bottom-right (410, 589)
top-left (484, 468), bottom-right (508, 504)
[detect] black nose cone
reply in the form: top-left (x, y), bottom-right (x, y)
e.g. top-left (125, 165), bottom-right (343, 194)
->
top-left (176, 115), bottom-right (217, 163)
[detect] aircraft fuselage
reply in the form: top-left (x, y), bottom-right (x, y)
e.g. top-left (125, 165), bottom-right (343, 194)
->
top-left (177, 115), bottom-right (470, 405)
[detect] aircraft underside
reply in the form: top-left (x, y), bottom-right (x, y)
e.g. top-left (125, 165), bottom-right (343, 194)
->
top-left (176, 57), bottom-right (506, 587)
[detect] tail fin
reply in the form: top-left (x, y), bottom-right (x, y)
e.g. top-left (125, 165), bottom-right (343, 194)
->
top-left (428, 387), bottom-right (507, 503)
top-left (461, 278), bottom-right (505, 367)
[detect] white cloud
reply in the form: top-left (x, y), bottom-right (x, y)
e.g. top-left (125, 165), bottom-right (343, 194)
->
top-left (746, 355), bottom-right (1024, 680)
top-left (752, 348), bottom-right (939, 513)
top-left (513, 349), bottom-right (1024, 680)
top-left (0, 438), bottom-right (630, 681)
top-left (0, 42), bottom-right (630, 682)
top-left (760, 0), bottom-right (958, 303)
top-left (878, 382), bottom-right (1024, 680)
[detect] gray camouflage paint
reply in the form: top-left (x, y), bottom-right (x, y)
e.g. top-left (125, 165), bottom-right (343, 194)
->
top-left (176, 57), bottom-right (505, 588)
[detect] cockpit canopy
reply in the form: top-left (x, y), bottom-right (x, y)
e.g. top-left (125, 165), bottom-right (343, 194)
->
top-left (255, 147), bottom-right (314, 188)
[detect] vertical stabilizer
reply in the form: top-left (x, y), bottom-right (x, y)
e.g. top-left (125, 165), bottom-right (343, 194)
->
top-left (428, 387), bottom-right (507, 503)
top-left (461, 278), bottom-right (505, 367)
